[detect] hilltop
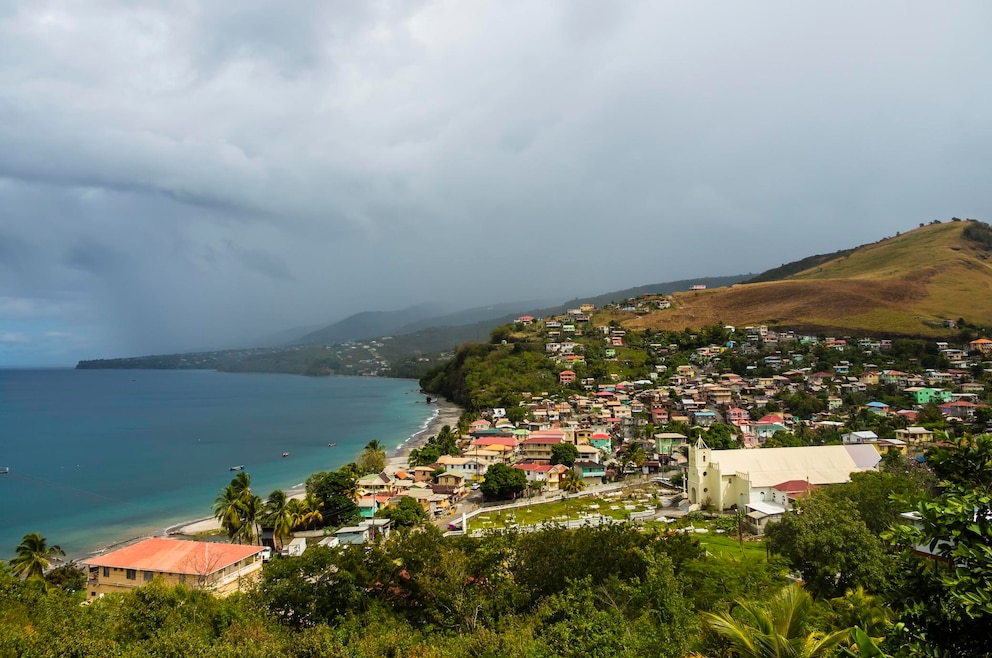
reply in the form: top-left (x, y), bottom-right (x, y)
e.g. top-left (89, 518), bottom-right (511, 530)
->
top-left (621, 220), bottom-right (992, 337)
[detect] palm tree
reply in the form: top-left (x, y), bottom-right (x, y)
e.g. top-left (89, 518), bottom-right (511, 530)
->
top-left (340, 475), bottom-right (360, 503)
top-left (286, 498), bottom-right (306, 531)
top-left (233, 493), bottom-right (263, 545)
top-left (559, 469), bottom-right (585, 521)
top-left (9, 533), bottom-right (64, 580)
top-left (300, 492), bottom-right (324, 530)
top-left (214, 483), bottom-right (245, 541)
top-left (702, 583), bottom-right (850, 658)
top-left (231, 471), bottom-right (252, 496)
top-left (264, 489), bottom-right (294, 549)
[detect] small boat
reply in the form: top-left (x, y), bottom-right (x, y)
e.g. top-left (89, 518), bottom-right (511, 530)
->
top-left (0, 467), bottom-right (9, 475)
top-left (282, 452), bottom-right (289, 458)
top-left (230, 464), bottom-right (244, 471)
top-left (327, 442), bottom-right (337, 448)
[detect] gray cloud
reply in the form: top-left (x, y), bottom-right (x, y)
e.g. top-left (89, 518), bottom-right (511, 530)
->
top-left (0, 1), bottom-right (990, 365)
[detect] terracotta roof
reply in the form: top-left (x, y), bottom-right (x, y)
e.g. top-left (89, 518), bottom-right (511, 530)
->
top-left (84, 538), bottom-right (262, 575)
top-left (513, 463), bottom-right (552, 472)
top-left (773, 480), bottom-right (817, 494)
top-left (523, 436), bottom-right (562, 444)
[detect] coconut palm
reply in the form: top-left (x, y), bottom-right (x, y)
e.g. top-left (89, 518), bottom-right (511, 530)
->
top-left (214, 483), bottom-right (245, 541)
top-left (233, 493), bottom-right (263, 545)
top-left (286, 498), bottom-right (307, 531)
top-left (231, 471), bottom-right (252, 496)
top-left (264, 489), bottom-right (294, 549)
top-left (702, 583), bottom-right (850, 658)
top-left (300, 492), bottom-right (324, 530)
top-left (9, 533), bottom-right (64, 580)
top-left (559, 469), bottom-right (585, 521)
top-left (357, 440), bottom-right (386, 475)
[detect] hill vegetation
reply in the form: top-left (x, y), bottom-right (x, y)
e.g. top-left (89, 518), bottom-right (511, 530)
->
top-left (627, 220), bottom-right (992, 336)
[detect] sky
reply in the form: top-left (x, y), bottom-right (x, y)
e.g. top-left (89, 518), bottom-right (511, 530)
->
top-left (2, 1), bottom-right (991, 366)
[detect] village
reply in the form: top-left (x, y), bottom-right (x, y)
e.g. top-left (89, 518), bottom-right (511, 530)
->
top-left (74, 296), bottom-right (992, 602)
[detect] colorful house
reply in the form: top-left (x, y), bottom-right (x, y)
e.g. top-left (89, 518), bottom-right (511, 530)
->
top-left (83, 538), bottom-right (264, 599)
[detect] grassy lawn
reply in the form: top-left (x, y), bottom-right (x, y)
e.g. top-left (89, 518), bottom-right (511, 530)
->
top-left (696, 532), bottom-right (768, 561)
top-left (467, 488), bottom-right (665, 532)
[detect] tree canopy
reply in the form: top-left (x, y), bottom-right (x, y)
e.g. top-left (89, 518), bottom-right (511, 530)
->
top-left (766, 492), bottom-right (887, 599)
top-left (479, 463), bottom-right (527, 501)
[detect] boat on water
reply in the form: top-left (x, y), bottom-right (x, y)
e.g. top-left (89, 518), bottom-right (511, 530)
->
top-left (0, 467), bottom-right (9, 475)
top-left (327, 442), bottom-right (337, 447)
top-left (230, 464), bottom-right (244, 471)
top-left (282, 452), bottom-right (289, 458)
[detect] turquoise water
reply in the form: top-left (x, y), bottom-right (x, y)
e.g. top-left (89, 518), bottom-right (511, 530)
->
top-left (0, 369), bottom-right (432, 559)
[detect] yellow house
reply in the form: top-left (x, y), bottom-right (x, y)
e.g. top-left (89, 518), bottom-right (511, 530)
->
top-left (875, 439), bottom-right (908, 455)
top-left (83, 538), bottom-right (265, 599)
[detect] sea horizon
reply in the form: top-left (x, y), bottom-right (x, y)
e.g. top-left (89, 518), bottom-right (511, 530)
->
top-left (0, 369), bottom-right (433, 560)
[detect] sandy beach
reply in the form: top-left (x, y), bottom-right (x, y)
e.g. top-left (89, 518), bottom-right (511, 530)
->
top-left (165, 398), bottom-right (463, 538)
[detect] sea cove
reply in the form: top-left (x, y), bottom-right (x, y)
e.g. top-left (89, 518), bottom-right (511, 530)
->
top-left (0, 369), bottom-right (432, 559)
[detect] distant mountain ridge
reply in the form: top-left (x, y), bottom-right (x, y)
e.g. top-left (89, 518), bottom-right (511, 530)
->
top-left (293, 302), bottom-right (452, 346)
top-left (76, 274), bottom-right (749, 374)
top-left (290, 276), bottom-right (748, 347)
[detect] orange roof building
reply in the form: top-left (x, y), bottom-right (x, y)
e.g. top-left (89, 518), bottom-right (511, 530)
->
top-left (83, 537), bottom-right (265, 599)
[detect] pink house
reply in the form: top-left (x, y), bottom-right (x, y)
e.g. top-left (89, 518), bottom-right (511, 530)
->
top-left (726, 407), bottom-right (748, 424)
top-left (559, 370), bottom-right (576, 384)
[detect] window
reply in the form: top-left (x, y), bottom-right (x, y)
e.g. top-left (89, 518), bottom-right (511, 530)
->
top-left (178, 574), bottom-right (186, 584)
top-left (103, 567), bottom-right (110, 578)
top-left (126, 569), bottom-right (136, 580)
top-left (144, 571), bottom-right (154, 582)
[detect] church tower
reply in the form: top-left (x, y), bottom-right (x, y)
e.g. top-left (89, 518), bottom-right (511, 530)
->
top-left (687, 437), bottom-right (710, 505)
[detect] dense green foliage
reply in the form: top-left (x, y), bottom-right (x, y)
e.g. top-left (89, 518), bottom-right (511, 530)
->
top-left (304, 470), bottom-right (358, 527)
top-left (420, 342), bottom-right (557, 410)
top-left (377, 497), bottom-right (428, 528)
top-left (408, 425), bottom-right (459, 467)
top-left (7, 430), bottom-right (992, 656)
top-left (962, 219), bottom-right (992, 250)
top-left (549, 442), bottom-right (579, 466)
top-left (0, 523), bottom-right (778, 657)
top-left (766, 492), bottom-right (887, 599)
top-left (479, 463), bottom-right (528, 501)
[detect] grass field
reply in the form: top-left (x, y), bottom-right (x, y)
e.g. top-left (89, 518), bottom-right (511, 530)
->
top-left (467, 488), bottom-right (668, 533)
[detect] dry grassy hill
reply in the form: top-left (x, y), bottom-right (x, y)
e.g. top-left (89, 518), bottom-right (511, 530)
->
top-left (624, 221), bottom-right (992, 336)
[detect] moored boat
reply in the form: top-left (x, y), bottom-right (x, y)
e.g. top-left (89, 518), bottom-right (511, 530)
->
top-left (230, 464), bottom-right (244, 471)
top-left (282, 452), bottom-right (289, 457)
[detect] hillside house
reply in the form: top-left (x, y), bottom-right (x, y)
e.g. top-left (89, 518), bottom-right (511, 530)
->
top-left (969, 338), bottom-right (992, 354)
top-left (573, 460), bottom-right (607, 482)
top-left (83, 538), bottom-right (264, 599)
top-left (894, 426), bottom-right (935, 444)
top-left (559, 370), bottom-right (576, 385)
top-left (905, 387), bottom-right (953, 405)
top-left (512, 463), bottom-right (569, 490)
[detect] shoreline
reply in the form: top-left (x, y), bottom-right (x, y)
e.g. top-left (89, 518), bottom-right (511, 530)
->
top-left (84, 396), bottom-right (464, 557)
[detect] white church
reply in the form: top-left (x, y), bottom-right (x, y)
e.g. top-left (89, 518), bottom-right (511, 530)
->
top-left (686, 438), bottom-right (881, 511)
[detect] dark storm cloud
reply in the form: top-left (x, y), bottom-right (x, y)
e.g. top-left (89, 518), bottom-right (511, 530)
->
top-left (0, 1), bottom-right (990, 365)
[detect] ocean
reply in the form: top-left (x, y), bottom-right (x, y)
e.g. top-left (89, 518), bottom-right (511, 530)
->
top-left (0, 369), bottom-right (433, 560)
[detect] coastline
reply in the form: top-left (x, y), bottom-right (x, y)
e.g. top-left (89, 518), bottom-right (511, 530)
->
top-left (91, 397), bottom-right (464, 552)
